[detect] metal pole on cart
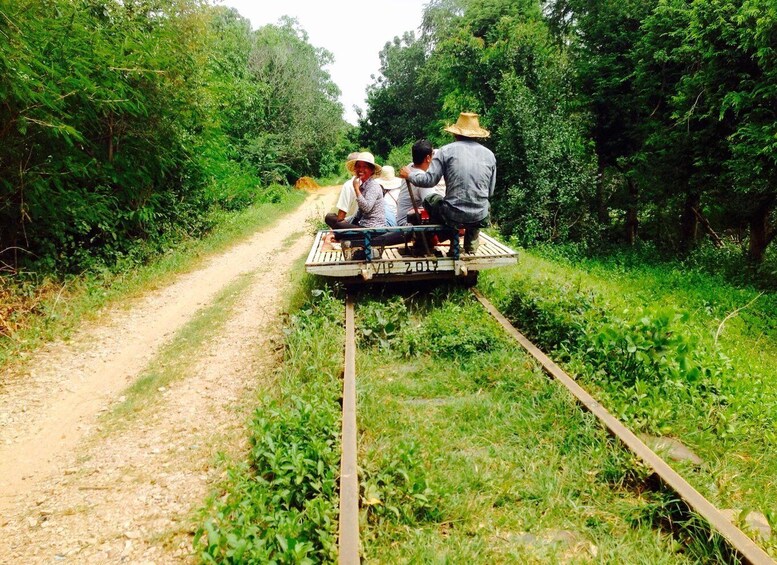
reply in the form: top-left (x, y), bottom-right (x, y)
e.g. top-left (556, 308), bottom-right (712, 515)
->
top-left (406, 180), bottom-right (431, 256)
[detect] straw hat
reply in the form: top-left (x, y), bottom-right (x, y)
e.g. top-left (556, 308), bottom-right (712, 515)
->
top-left (377, 165), bottom-right (402, 190)
top-left (443, 112), bottom-right (490, 138)
top-left (346, 151), bottom-right (382, 175)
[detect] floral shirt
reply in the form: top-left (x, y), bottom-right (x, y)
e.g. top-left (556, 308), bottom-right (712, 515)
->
top-left (354, 177), bottom-right (386, 228)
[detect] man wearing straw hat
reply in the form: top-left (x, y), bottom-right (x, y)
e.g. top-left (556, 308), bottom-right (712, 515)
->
top-left (399, 112), bottom-right (496, 254)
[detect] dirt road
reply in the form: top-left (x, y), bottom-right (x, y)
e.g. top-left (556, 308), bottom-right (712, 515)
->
top-left (0, 188), bottom-right (333, 563)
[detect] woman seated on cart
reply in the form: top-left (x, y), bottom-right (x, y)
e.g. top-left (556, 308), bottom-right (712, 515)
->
top-left (324, 152), bottom-right (386, 243)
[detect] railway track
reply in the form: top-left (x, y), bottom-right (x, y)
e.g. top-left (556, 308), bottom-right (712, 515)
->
top-left (336, 290), bottom-right (775, 565)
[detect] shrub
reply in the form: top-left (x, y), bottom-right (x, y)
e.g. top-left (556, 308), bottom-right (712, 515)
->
top-left (195, 288), bottom-right (344, 564)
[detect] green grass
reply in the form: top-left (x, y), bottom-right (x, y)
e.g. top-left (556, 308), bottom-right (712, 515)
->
top-left (354, 288), bottom-right (702, 562)
top-left (194, 282), bottom-right (345, 563)
top-left (197, 271), bottom-right (756, 562)
top-left (0, 190), bottom-right (306, 372)
top-left (479, 248), bottom-right (777, 555)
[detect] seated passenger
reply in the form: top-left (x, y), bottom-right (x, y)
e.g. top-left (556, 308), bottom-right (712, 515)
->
top-left (400, 114), bottom-right (495, 254)
top-left (327, 152), bottom-right (386, 241)
top-left (395, 139), bottom-right (446, 226)
top-left (325, 152), bottom-right (361, 229)
top-left (377, 165), bottom-right (403, 227)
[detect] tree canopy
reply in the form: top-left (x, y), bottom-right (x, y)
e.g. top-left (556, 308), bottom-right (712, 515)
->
top-left (0, 0), bottom-right (348, 273)
top-left (360, 0), bottom-right (777, 264)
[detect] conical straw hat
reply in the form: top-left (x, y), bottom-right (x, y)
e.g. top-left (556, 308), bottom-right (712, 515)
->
top-left (443, 112), bottom-right (490, 138)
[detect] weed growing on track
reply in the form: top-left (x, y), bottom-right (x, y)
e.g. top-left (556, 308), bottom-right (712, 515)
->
top-left (354, 287), bottom-right (707, 563)
top-left (480, 249), bottom-right (777, 554)
top-left (195, 285), bottom-right (344, 563)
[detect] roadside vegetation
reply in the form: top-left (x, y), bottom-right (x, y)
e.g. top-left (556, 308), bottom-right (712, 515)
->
top-left (1, 0), bottom-right (351, 368)
top-left (480, 246), bottom-right (777, 553)
top-left (362, 0), bottom-right (776, 265)
top-left (0, 191), bottom-right (305, 371)
top-left (195, 283), bottom-right (344, 563)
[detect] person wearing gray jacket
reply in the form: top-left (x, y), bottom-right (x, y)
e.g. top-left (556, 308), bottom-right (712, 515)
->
top-left (399, 112), bottom-right (496, 253)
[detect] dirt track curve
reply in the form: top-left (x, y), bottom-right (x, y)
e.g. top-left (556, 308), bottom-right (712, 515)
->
top-left (0, 187), bottom-right (333, 563)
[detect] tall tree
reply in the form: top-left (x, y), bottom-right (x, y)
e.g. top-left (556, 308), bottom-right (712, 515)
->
top-left (247, 17), bottom-right (345, 183)
top-left (0, 0), bottom-right (212, 270)
top-left (637, 0), bottom-right (777, 260)
top-left (359, 31), bottom-right (440, 157)
top-left (546, 0), bottom-right (658, 243)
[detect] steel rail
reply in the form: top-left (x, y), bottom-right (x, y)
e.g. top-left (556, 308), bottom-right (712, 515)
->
top-left (338, 296), bottom-right (360, 564)
top-left (473, 289), bottom-right (775, 565)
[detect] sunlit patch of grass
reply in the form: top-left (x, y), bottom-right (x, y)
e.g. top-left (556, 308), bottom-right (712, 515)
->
top-left (281, 230), bottom-right (307, 247)
top-left (355, 289), bottom-right (700, 563)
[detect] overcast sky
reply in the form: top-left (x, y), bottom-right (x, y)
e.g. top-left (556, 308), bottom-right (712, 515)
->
top-left (218, 0), bottom-right (428, 124)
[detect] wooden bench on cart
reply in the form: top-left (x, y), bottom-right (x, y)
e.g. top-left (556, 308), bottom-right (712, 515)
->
top-left (305, 225), bottom-right (518, 284)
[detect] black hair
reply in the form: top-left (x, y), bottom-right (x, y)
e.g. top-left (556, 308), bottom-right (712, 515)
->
top-left (411, 139), bottom-right (433, 166)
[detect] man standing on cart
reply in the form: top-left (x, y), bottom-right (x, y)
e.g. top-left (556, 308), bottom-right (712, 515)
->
top-left (399, 112), bottom-right (496, 254)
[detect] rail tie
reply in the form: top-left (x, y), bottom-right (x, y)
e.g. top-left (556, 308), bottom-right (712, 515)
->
top-left (473, 288), bottom-right (775, 565)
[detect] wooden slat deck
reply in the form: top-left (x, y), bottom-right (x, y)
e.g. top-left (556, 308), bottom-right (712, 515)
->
top-left (305, 229), bottom-right (517, 281)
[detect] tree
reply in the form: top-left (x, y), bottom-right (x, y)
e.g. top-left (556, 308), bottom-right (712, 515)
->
top-left (637, 0), bottom-right (777, 260)
top-left (546, 0), bottom-right (658, 243)
top-left (0, 0), bottom-right (213, 271)
top-left (0, 2), bottom-right (348, 273)
top-left (247, 17), bottom-right (345, 183)
top-left (359, 32), bottom-right (440, 157)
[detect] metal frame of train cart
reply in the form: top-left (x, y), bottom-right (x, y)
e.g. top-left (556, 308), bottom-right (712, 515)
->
top-left (305, 225), bottom-right (518, 283)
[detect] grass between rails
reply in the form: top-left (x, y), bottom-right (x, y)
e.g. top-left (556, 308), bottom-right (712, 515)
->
top-left (353, 287), bottom-right (713, 563)
top-left (0, 189), bottom-right (306, 374)
top-left (479, 248), bottom-right (777, 554)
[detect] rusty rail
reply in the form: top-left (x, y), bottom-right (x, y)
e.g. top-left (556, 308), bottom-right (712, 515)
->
top-left (338, 296), bottom-right (360, 564)
top-left (473, 289), bottom-right (774, 565)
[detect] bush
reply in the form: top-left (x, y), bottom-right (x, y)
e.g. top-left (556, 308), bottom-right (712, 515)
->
top-left (490, 265), bottom-right (744, 437)
top-left (195, 288), bottom-right (344, 564)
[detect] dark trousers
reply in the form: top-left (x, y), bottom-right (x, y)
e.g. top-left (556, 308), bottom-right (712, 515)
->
top-left (325, 212), bottom-right (358, 232)
top-left (423, 194), bottom-right (489, 252)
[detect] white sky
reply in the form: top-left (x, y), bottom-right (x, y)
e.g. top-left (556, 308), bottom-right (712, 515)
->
top-left (218, 0), bottom-right (428, 125)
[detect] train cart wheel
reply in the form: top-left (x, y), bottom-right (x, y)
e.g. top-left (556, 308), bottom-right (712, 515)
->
top-left (460, 271), bottom-right (479, 287)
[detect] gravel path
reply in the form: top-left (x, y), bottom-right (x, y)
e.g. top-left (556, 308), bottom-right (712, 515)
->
top-left (0, 188), bottom-right (333, 563)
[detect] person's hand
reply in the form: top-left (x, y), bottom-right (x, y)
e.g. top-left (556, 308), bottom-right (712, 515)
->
top-left (352, 177), bottom-right (362, 194)
top-left (398, 166), bottom-right (411, 179)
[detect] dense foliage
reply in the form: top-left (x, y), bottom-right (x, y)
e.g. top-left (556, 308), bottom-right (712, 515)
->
top-left (0, 0), bottom-right (348, 273)
top-left (196, 288), bottom-right (344, 563)
top-left (482, 249), bottom-right (777, 552)
top-left (360, 0), bottom-right (776, 266)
